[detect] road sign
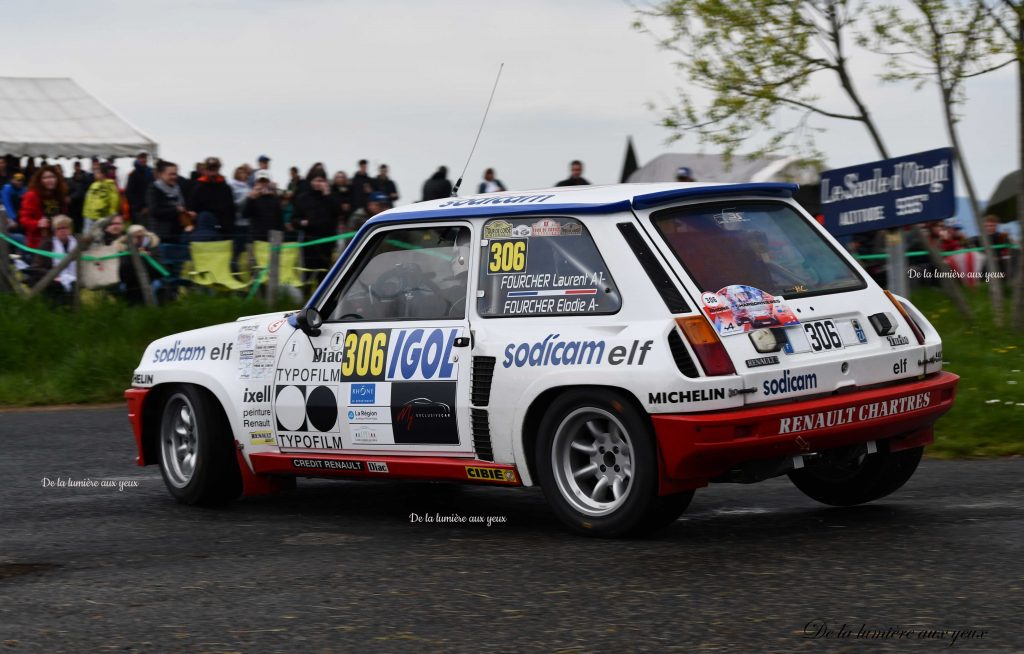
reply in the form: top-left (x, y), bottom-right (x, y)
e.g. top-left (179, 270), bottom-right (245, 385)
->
top-left (820, 148), bottom-right (956, 236)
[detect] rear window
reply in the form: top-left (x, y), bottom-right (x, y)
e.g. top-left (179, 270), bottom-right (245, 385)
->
top-left (651, 201), bottom-right (865, 299)
top-left (477, 217), bottom-right (621, 318)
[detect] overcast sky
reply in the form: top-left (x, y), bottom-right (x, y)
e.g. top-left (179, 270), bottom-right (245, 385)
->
top-left (4, 0), bottom-right (1014, 204)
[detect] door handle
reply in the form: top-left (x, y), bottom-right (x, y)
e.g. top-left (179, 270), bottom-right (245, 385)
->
top-left (454, 337), bottom-right (471, 348)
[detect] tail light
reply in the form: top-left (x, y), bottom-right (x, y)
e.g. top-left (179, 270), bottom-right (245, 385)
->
top-left (884, 290), bottom-right (926, 345)
top-left (675, 316), bottom-right (736, 376)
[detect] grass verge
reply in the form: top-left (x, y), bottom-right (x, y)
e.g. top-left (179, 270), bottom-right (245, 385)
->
top-left (0, 294), bottom-right (288, 407)
top-left (912, 287), bottom-right (1024, 457)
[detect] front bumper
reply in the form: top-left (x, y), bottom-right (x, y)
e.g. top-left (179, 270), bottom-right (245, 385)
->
top-left (652, 371), bottom-right (958, 490)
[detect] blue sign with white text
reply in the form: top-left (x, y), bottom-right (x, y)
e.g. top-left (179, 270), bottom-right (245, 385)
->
top-left (819, 148), bottom-right (955, 236)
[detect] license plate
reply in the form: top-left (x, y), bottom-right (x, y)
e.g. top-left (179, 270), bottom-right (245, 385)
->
top-left (784, 319), bottom-right (866, 354)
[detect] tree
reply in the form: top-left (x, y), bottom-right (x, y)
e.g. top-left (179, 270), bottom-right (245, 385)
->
top-left (634, 0), bottom-right (973, 319)
top-left (866, 0), bottom-right (1015, 325)
top-left (987, 0), bottom-right (1024, 329)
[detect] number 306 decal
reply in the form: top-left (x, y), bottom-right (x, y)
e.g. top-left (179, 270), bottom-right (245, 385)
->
top-left (803, 320), bottom-right (843, 352)
top-left (340, 328), bottom-right (460, 382)
top-left (487, 239), bottom-right (528, 274)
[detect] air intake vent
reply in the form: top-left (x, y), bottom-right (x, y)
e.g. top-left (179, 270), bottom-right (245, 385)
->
top-left (616, 222), bottom-right (690, 313)
top-left (668, 329), bottom-right (700, 378)
top-left (471, 409), bottom-right (494, 461)
top-left (471, 356), bottom-right (496, 406)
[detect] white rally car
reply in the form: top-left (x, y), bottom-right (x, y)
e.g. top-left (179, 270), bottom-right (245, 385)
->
top-left (126, 183), bottom-right (958, 537)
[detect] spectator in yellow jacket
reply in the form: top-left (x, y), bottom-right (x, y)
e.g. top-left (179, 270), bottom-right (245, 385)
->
top-left (82, 163), bottom-right (122, 233)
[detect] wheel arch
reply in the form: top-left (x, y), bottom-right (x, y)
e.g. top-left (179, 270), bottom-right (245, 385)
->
top-left (519, 384), bottom-right (651, 487)
top-left (139, 380), bottom-right (237, 466)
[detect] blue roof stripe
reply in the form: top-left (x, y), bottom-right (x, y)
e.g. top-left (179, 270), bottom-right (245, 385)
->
top-left (631, 182), bottom-right (798, 210)
top-left (368, 200), bottom-right (633, 223)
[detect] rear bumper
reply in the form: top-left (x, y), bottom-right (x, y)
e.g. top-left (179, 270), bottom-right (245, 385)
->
top-left (652, 372), bottom-right (958, 490)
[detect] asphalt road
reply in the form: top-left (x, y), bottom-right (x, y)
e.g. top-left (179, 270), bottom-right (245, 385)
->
top-left (1, 407), bottom-right (1021, 653)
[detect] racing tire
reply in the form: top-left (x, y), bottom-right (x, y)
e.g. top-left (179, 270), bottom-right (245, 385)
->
top-left (535, 389), bottom-right (693, 537)
top-left (157, 384), bottom-right (242, 506)
top-left (787, 444), bottom-right (923, 507)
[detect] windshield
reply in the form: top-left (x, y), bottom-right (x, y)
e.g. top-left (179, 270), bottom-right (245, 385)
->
top-left (651, 201), bottom-right (865, 298)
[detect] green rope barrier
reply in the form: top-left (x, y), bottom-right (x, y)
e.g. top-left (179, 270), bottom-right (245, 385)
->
top-left (854, 243), bottom-right (1019, 261)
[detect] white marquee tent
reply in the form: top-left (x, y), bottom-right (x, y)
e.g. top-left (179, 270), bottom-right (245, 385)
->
top-left (0, 77), bottom-right (157, 158)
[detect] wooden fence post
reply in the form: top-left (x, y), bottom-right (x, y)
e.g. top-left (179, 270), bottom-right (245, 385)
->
top-left (127, 236), bottom-right (157, 307)
top-left (266, 230), bottom-right (282, 305)
top-left (0, 235), bottom-right (27, 297)
top-left (28, 235), bottom-right (92, 298)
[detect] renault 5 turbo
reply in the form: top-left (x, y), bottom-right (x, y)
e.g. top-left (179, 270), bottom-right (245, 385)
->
top-left (126, 182), bottom-right (957, 537)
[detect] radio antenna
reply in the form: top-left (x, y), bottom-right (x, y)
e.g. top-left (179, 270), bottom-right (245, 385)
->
top-left (451, 63), bottom-right (504, 197)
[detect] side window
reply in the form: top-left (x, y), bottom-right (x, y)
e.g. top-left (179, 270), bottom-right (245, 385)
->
top-left (323, 225), bottom-right (471, 322)
top-left (477, 217), bottom-right (621, 318)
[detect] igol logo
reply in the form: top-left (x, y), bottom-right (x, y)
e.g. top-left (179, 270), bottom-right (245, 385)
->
top-left (762, 370), bottom-right (818, 396)
top-left (386, 328), bottom-right (458, 381)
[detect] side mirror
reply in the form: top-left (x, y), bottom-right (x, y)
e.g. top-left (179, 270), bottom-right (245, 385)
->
top-left (295, 307), bottom-right (323, 336)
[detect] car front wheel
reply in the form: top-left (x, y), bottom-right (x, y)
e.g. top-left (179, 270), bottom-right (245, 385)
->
top-left (536, 389), bottom-right (693, 537)
top-left (158, 385), bottom-right (241, 505)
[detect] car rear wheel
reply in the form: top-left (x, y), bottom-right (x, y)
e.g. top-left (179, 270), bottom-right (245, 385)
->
top-left (536, 389), bottom-right (693, 537)
top-left (158, 385), bottom-right (241, 505)
top-left (787, 444), bottom-right (923, 507)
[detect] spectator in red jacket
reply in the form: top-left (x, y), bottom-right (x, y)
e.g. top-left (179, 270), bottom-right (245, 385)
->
top-left (19, 166), bottom-right (69, 250)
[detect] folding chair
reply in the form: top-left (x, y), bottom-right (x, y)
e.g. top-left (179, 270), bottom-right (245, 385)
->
top-left (188, 240), bottom-right (250, 292)
top-left (252, 241), bottom-right (324, 294)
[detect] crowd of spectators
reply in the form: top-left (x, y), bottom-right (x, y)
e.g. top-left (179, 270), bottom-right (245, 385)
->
top-left (0, 154), bottom-right (593, 304)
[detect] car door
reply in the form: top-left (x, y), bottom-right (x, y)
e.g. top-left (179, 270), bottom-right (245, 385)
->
top-left (274, 221), bottom-right (476, 456)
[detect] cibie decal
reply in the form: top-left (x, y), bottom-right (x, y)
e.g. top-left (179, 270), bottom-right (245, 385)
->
top-left (701, 285), bottom-right (799, 337)
top-left (466, 467), bottom-right (517, 484)
top-left (502, 335), bottom-right (653, 369)
top-left (762, 370), bottom-right (818, 396)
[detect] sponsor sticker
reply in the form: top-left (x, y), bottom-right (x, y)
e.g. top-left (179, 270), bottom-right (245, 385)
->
top-left (745, 356), bottom-right (779, 368)
top-left (279, 433), bottom-right (345, 450)
top-left (346, 407), bottom-right (390, 424)
top-left (887, 334), bottom-right (910, 347)
top-left (560, 221), bottom-right (583, 236)
top-left (531, 219), bottom-right (562, 237)
top-left (466, 467), bottom-right (517, 484)
top-left (350, 424), bottom-right (395, 446)
top-left (275, 385), bottom-right (340, 433)
top-left (701, 285), bottom-right (799, 337)
top-left (292, 458), bottom-right (362, 471)
top-left (777, 392), bottom-right (933, 434)
top-left (350, 383), bottom-right (376, 405)
top-left (268, 319), bottom-right (286, 333)
top-left (390, 382), bottom-right (459, 445)
top-left (242, 407), bottom-right (273, 429)
top-left (132, 373), bottom-right (154, 386)
top-left (648, 388), bottom-right (726, 404)
top-left (762, 370), bottom-right (818, 396)
top-left (367, 461), bottom-right (389, 473)
top-left (249, 430), bottom-right (275, 445)
top-left (502, 335), bottom-right (653, 368)
top-left (482, 220), bottom-right (513, 239)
